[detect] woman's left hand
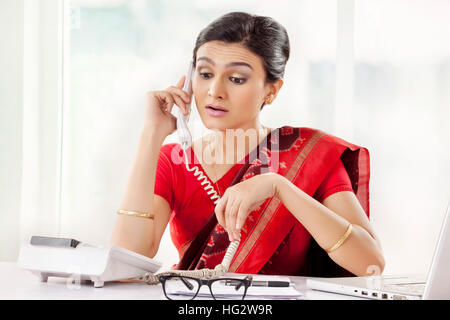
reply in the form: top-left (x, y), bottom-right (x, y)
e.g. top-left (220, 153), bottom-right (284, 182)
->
top-left (214, 172), bottom-right (281, 241)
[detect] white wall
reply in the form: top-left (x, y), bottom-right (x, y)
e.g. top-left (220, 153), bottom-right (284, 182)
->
top-left (0, 0), bottom-right (24, 261)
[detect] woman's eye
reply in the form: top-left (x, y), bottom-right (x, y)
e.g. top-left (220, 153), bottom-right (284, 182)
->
top-left (230, 77), bottom-right (246, 84)
top-left (199, 72), bottom-right (212, 79)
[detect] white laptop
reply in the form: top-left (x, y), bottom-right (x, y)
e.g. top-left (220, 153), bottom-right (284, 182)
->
top-left (307, 201), bottom-right (450, 300)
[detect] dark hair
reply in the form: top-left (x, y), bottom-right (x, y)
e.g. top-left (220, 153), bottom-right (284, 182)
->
top-left (192, 12), bottom-right (290, 110)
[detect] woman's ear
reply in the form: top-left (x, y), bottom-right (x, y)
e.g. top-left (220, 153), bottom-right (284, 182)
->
top-left (265, 78), bottom-right (284, 103)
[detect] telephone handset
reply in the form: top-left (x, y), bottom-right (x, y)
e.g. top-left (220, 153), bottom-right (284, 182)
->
top-left (175, 61), bottom-right (194, 151)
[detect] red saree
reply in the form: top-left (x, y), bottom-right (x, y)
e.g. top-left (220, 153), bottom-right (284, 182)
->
top-left (172, 126), bottom-right (370, 276)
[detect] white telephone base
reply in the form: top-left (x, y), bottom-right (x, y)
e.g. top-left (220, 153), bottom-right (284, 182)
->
top-left (17, 243), bottom-right (162, 288)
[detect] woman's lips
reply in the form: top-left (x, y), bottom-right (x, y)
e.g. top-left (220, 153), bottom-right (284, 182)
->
top-left (205, 105), bottom-right (229, 117)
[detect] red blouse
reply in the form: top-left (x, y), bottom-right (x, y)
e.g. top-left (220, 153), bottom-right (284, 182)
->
top-left (153, 143), bottom-right (353, 258)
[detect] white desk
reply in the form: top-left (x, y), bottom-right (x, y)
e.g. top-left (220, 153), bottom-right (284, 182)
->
top-left (0, 262), bottom-right (363, 300)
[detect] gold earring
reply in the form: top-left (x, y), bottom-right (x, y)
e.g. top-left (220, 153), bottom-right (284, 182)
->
top-left (265, 95), bottom-right (274, 104)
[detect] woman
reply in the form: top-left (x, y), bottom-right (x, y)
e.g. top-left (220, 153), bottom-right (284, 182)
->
top-left (110, 12), bottom-right (385, 277)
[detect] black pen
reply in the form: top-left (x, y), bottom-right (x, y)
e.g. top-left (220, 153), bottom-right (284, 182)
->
top-left (250, 280), bottom-right (291, 287)
top-left (223, 279), bottom-right (292, 287)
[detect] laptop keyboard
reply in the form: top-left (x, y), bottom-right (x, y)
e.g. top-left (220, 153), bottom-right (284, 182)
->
top-left (382, 283), bottom-right (425, 295)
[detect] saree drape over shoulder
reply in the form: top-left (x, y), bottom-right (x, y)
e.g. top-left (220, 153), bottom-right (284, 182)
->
top-left (154, 126), bottom-right (370, 277)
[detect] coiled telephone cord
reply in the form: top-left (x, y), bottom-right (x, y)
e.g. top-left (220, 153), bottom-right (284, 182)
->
top-left (138, 148), bottom-right (240, 285)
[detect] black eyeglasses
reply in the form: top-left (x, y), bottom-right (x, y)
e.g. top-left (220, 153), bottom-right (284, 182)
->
top-left (158, 274), bottom-right (253, 300)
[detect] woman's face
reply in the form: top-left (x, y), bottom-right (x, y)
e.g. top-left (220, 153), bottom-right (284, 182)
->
top-left (192, 41), bottom-right (279, 132)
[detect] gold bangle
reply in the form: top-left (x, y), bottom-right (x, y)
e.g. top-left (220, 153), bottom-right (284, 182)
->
top-left (117, 209), bottom-right (154, 219)
top-left (326, 224), bottom-right (353, 254)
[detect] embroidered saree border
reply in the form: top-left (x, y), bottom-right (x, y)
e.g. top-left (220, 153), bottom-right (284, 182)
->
top-left (229, 129), bottom-right (326, 272)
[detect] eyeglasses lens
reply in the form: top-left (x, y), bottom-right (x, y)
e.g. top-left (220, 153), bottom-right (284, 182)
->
top-left (164, 276), bottom-right (200, 300)
top-left (210, 279), bottom-right (247, 300)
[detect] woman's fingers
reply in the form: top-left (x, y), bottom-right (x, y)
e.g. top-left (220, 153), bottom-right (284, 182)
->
top-left (215, 194), bottom-right (237, 240)
top-left (166, 85), bottom-right (191, 115)
top-left (168, 77), bottom-right (191, 103)
top-left (225, 200), bottom-right (238, 241)
top-left (215, 194), bottom-right (227, 228)
top-left (167, 85), bottom-right (191, 102)
top-left (215, 193), bottom-right (247, 241)
top-left (173, 94), bottom-right (189, 115)
top-left (144, 74), bottom-right (192, 136)
top-left (155, 91), bottom-right (174, 113)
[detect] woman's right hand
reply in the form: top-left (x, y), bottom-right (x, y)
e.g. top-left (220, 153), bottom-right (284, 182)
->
top-left (144, 75), bottom-right (192, 137)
